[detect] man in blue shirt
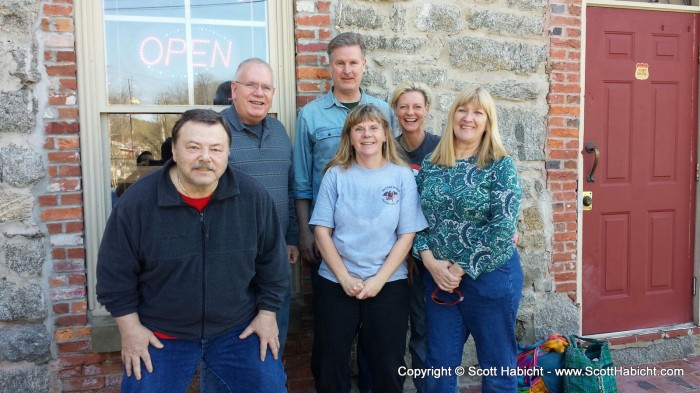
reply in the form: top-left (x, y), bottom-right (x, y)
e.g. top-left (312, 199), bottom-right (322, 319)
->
top-left (292, 31), bottom-right (395, 393)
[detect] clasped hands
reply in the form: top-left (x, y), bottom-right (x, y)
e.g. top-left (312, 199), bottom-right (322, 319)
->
top-left (340, 275), bottom-right (385, 300)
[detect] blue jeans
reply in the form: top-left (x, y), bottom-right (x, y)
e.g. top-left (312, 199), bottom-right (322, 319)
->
top-left (120, 321), bottom-right (286, 393)
top-left (424, 250), bottom-right (523, 393)
top-left (201, 289), bottom-right (291, 393)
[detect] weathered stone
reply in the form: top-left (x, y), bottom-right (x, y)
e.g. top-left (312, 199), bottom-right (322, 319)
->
top-left (361, 68), bottom-right (388, 90)
top-left (12, 42), bottom-right (41, 84)
top-left (469, 9), bottom-right (544, 37)
top-left (362, 34), bottom-right (427, 53)
top-left (0, 324), bottom-right (50, 362)
top-left (519, 250), bottom-right (549, 290)
top-left (507, 0), bottom-right (548, 11)
top-left (0, 43), bottom-right (22, 90)
top-left (50, 233), bottom-right (84, 248)
top-left (393, 67), bottom-right (446, 88)
top-left (0, 365), bottom-right (50, 392)
top-left (520, 206), bottom-right (545, 231)
top-left (338, 3), bottom-right (384, 29)
top-left (0, 144), bottom-right (44, 185)
top-left (0, 0), bottom-right (41, 34)
top-left (533, 292), bottom-right (578, 339)
top-left (391, 5), bottom-right (406, 32)
top-left (0, 90), bottom-right (36, 134)
top-left (449, 37), bottom-right (546, 74)
top-left (374, 55), bottom-right (435, 67)
top-left (438, 93), bottom-right (456, 112)
top-left (0, 281), bottom-right (46, 321)
top-left (416, 3), bottom-right (463, 33)
top-left (497, 105), bottom-right (546, 161)
top-left (487, 80), bottom-right (540, 101)
top-left (613, 336), bottom-right (696, 367)
top-left (0, 190), bottom-right (32, 223)
top-left (296, 0), bottom-right (314, 13)
top-left (2, 238), bottom-right (45, 277)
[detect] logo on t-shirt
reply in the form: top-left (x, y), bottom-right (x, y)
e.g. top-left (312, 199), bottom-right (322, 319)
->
top-left (409, 163), bottom-right (421, 177)
top-left (382, 186), bottom-right (400, 205)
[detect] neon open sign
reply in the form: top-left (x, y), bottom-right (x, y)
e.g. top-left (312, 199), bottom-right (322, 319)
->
top-left (139, 36), bottom-right (233, 69)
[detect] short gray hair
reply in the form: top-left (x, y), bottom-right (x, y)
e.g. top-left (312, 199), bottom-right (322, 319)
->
top-left (234, 57), bottom-right (274, 83)
top-left (327, 32), bottom-right (365, 59)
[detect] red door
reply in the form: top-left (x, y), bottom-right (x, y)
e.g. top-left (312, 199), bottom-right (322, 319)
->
top-left (583, 7), bottom-right (697, 334)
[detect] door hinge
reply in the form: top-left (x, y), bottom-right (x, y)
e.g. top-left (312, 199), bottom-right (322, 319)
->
top-left (697, 163), bottom-right (699, 181)
top-left (694, 277), bottom-right (697, 296)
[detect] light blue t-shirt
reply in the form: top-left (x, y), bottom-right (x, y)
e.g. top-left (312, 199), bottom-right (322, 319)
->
top-left (310, 162), bottom-right (428, 283)
top-left (292, 88), bottom-right (397, 209)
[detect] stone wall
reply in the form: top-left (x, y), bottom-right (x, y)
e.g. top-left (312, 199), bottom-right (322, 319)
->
top-left (0, 0), bottom-right (52, 391)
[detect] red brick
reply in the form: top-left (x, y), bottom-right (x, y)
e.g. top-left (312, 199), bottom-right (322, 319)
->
top-left (54, 18), bottom-right (74, 32)
top-left (56, 314), bottom-right (88, 327)
top-left (58, 107), bottom-right (79, 118)
top-left (61, 193), bottom-right (83, 205)
top-left (46, 64), bottom-right (76, 76)
top-left (43, 3), bottom-right (72, 16)
top-left (53, 302), bottom-right (70, 314)
top-left (84, 362), bottom-right (124, 376)
top-left (319, 29), bottom-right (332, 40)
top-left (549, 149), bottom-right (578, 159)
top-left (550, 16), bottom-right (580, 26)
top-left (58, 340), bottom-right (91, 353)
top-left (65, 221), bottom-right (84, 233)
top-left (68, 273), bottom-right (85, 285)
top-left (60, 353), bottom-right (107, 367)
top-left (48, 223), bottom-right (64, 235)
top-left (71, 301), bottom-right (88, 314)
top-left (608, 335), bottom-right (637, 346)
top-left (47, 122), bottom-right (79, 135)
top-left (48, 179), bottom-right (81, 192)
top-left (296, 15), bottom-right (331, 27)
top-left (57, 366), bottom-right (83, 379)
top-left (60, 78), bottom-right (78, 90)
top-left (58, 137), bottom-right (80, 150)
top-left (549, 262), bottom-right (575, 273)
top-left (563, 160), bottom-right (577, 169)
top-left (48, 165), bottom-right (59, 176)
top-left (44, 137), bottom-right (55, 149)
top-left (548, 170), bottom-right (577, 181)
top-left (317, 1), bottom-right (331, 12)
top-left (296, 54), bottom-right (320, 66)
top-left (547, 139), bottom-right (564, 149)
top-left (566, 95), bottom-right (580, 104)
top-left (554, 232), bottom-right (577, 242)
top-left (550, 48), bottom-right (566, 59)
top-left (54, 260), bottom-right (85, 272)
top-left (549, 128), bottom-right (578, 138)
top-left (550, 84), bottom-right (580, 94)
top-left (553, 212), bottom-right (577, 222)
top-left (295, 29), bottom-right (315, 39)
top-left (60, 165), bottom-right (82, 177)
top-left (635, 332), bottom-right (663, 342)
top-left (554, 271), bottom-right (577, 281)
top-left (555, 281), bottom-right (576, 292)
top-left (48, 151), bottom-right (80, 162)
top-left (38, 195), bottom-right (59, 206)
top-left (547, 94), bottom-right (564, 105)
top-left (41, 207), bottom-right (83, 221)
top-left (297, 42), bottom-right (328, 53)
top-left (52, 247), bottom-right (66, 259)
top-left (569, 4), bottom-right (582, 15)
top-left (67, 248), bottom-right (86, 259)
top-left (50, 275), bottom-right (69, 287)
top-left (40, 18), bottom-right (50, 31)
top-left (57, 51), bottom-right (76, 62)
top-left (297, 95), bottom-right (317, 107)
top-left (62, 376), bottom-right (104, 391)
top-left (298, 82), bottom-right (322, 92)
top-left (296, 67), bottom-right (330, 79)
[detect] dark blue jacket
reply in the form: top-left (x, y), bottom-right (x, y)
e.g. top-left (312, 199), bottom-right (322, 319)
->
top-left (96, 160), bottom-right (290, 339)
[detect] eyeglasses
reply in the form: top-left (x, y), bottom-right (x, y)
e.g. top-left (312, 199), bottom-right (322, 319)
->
top-left (431, 287), bottom-right (464, 306)
top-left (234, 81), bottom-right (275, 95)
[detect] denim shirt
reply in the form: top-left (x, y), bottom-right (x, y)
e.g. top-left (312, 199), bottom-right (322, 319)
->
top-left (292, 88), bottom-right (397, 208)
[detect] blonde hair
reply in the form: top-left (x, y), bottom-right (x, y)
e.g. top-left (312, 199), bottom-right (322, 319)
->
top-left (325, 104), bottom-right (407, 172)
top-left (390, 82), bottom-right (432, 111)
top-left (431, 87), bottom-right (507, 168)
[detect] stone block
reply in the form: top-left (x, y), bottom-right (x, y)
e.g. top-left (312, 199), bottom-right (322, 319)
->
top-left (391, 5), bottom-right (406, 32)
top-left (0, 365), bottom-right (50, 392)
top-left (454, 79), bottom-right (541, 101)
top-left (497, 105), bottom-right (546, 161)
top-left (532, 292), bottom-right (578, 338)
top-left (2, 238), bottom-right (45, 277)
top-left (520, 206), bottom-right (545, 231)
top-left (613, 337), bottom-right (696, 367)
top-left (0, 0), bottom-right (41, 34)
top-left (449, 37), bottom-right (546, 74)
top-left (0, 144), bottom-right (45, 185)
top-left (0, 281), bottom-right (47, 321)
top-left (469, 9), bottom-right (544, 37)
top-left (519, 250), bottom-right (549, 291)
top-left (0, 90), bottom-right (36, 134)
top-left (0, 190), bottom-right (32, 223)
top-left (416, 3), bottom-right (463, 33)
top-left (362, 34), bottom-right (427, 53)
top-left (507, 0), bottom-right (548, 11)
top-left (437, 93), bottom-right (456, 112)
top-left (393, 67), bottom-right (446, 88)
top-left (0, 324), bottom-right (50, 362)
top-left (361, 68), bottom-right (388, 90)
top-left (338, 3), bottom-right (384, 29)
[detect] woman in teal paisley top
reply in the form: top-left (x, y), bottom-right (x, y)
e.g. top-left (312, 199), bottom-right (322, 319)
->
top-left (414, 87), bottom-right (522, 393)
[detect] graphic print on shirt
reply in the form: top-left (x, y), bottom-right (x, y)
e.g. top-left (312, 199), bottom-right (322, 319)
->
top-left (382, 186), bottom-right (400, 205)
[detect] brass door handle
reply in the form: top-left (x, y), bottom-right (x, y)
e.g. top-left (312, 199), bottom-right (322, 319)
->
top-left (585, 141), bottom-right (599, 182)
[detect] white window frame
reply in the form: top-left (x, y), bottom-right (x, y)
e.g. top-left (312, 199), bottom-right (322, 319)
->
top-left (75, 0), bottom-right (296, 315)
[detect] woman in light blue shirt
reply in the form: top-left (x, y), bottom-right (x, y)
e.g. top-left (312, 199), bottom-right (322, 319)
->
top-left (310, 104), bottom-right (427, 393)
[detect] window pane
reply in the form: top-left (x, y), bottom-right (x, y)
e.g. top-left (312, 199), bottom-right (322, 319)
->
top-left (103, 1), bottom-right (268, 106)
top-left (108, 114), bottom-right (180, 206)
top-left (104, 0), bottom-right (185, 18)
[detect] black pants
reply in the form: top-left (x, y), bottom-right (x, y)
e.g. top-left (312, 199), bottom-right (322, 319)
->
top-left (312, 277), bottom-right (409, 393)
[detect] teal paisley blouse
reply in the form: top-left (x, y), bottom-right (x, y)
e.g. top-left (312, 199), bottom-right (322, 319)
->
top-left (413, 154), bottom-right (521, 279)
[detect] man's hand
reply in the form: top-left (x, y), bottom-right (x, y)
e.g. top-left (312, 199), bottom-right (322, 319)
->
top-left (239, 310), bottom-right (279, 361)
top-left (298, 229), bottom-right (319, 264)
top-left (287, 245), bottom-right (300, 264)
top-left (114, 313), bottom-right (164, 380)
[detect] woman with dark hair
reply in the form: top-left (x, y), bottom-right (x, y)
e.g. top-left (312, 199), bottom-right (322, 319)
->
top-left (310, 104), bottom-right (427, 393)
top-left (415, 87), bottom-right (522, 393)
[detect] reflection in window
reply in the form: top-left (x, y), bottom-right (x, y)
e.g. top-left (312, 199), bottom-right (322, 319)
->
top-left (103, 0), bottom-right (268, 105)
top-left (108, 114), bottom-right (181, 204)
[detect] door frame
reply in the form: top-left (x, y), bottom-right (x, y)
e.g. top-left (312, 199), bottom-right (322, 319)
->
top-left (579, 0), bottom-right (700, 334)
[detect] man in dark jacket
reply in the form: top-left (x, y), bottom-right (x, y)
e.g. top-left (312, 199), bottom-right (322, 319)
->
top-left (97, 109), bottom-right (289, 392)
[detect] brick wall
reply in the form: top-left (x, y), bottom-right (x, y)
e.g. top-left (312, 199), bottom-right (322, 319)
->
top-left (545, 0), bottom-right (582, 300)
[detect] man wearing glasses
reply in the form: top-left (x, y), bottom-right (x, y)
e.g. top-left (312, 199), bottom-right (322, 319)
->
top-left (220, 58), bottom-right (298, 355)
